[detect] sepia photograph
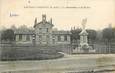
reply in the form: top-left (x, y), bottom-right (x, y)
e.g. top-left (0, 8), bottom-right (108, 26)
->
top-left (0, 0), bottom-right (115, 73)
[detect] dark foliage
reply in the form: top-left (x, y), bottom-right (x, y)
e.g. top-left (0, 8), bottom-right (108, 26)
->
top-left (87, 29), bottom-right (97, 43)
top-left (71, 28), bottom-right (97, 44)
top-left (102, 27), bottom-right (114, 53)
top-left (103, 28), bottom-right (114, 40)
top-left (0, 47), bottom-right (64, 61)
top-left (1, 29), bottom-right (15, 41)
top-left (70, 28), bottom-right (82, 43)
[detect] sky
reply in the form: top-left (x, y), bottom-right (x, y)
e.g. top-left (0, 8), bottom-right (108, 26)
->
top-left (0, 0), bottom-right (115, 30)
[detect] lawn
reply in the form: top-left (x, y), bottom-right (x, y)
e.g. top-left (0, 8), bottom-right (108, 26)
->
top-left (0, 46), bottom-right (64, 61)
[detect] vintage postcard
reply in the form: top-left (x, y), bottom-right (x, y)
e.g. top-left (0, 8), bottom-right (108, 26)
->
top-left (0, 0), bottom-right (115, 73)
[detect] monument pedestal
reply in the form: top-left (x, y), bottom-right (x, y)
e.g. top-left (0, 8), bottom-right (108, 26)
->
top-left (73, 47), bottom-right (95, 54)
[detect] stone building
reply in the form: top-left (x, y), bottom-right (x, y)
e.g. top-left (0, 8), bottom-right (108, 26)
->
top-left (14, 14), bottom-right (71, 45)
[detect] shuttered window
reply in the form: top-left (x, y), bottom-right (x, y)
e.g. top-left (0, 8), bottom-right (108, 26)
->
top-left (19, 34), bottom-right (22, 41)
top-left (58, 36), bottom-right (61, 41)
top-left (26, 35), bottom-right (30, 41)
top-left (64, 35), bottom-right (67, 41)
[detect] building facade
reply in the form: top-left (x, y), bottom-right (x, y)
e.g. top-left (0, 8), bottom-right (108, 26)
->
top-left (15, 14), bottom-right (71, 45)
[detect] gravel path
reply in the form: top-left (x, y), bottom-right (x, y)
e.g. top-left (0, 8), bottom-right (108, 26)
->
top-left (0, 54), bottom-right (115, 73)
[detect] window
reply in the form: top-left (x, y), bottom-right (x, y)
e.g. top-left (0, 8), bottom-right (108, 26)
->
top-left (39, 28), bottom-right (42, 33)
top-left (26, 35), bottom-right (30, 41)
top-left (19, 34), bottom-right (22, 41)
top-left (52, 35), bottom-right (55, 38)
top-left (46, 35), bottom-right (49, 39)
top-left (46, 28), bottom-right (48, 32)
top-left (39, 28), bottom-right (42, 30)
top-left (39, 35), bottom-right (42, 40)
top-left (64, 35), bottom-right (67, 41)
top-left (58, 36), bottom-right (61, 41)
top-left (52, 39), bottom-right (55, 44)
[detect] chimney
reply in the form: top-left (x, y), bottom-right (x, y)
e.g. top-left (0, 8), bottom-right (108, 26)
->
top-left (34, 17), bottom-right (37, 25)
top-left (42, 14), bottom-right (46, 22)
top-left (50, 18), bottom-right (52, 24)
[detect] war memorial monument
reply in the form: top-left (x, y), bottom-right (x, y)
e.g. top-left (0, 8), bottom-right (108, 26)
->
top-left (73, 19), bottom-right (95, 53)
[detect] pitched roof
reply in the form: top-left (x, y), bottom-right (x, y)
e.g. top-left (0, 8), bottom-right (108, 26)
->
top-left (34, 21), bottom-right (54, 28)
top-left (14, 29), bottom-right (34, 35)
top-left (52, 31), bottom-right (71, 35)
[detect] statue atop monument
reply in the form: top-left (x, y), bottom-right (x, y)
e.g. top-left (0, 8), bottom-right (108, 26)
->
top-left (81, 18), bottom-right (87, 30)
